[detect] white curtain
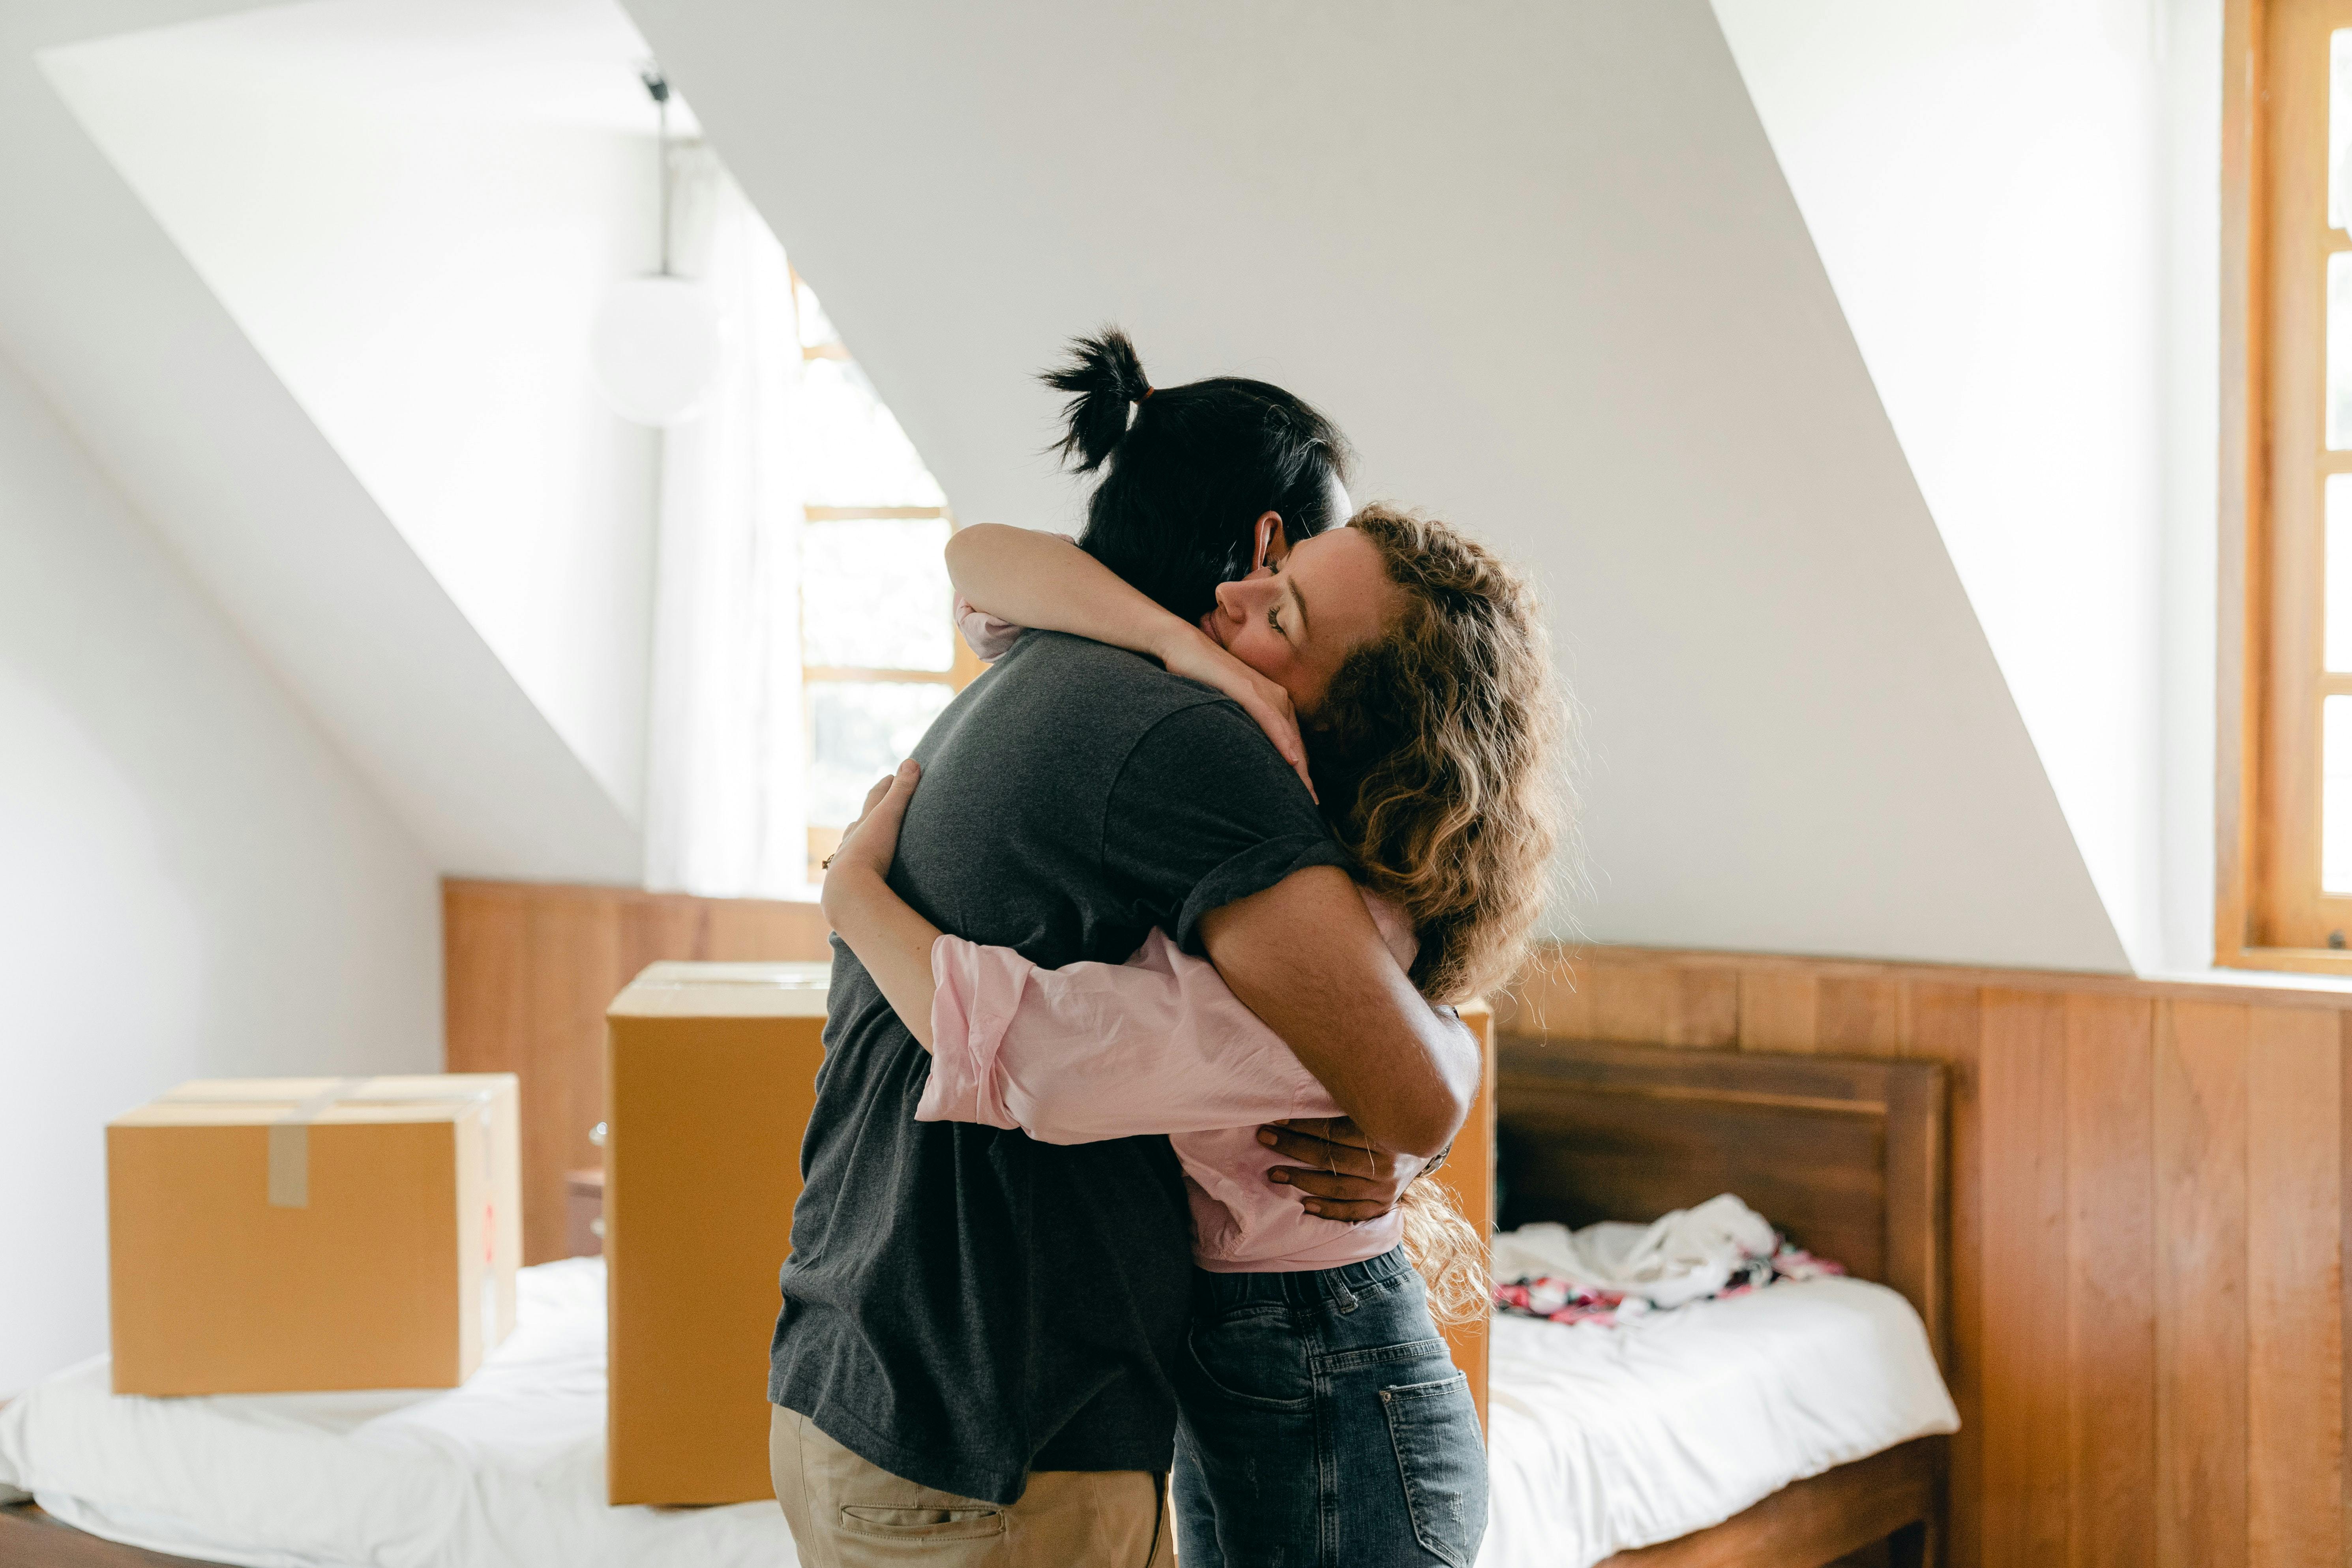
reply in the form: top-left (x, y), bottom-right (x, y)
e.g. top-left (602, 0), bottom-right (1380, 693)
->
top-left (641, 146), bottom-right (809, 898)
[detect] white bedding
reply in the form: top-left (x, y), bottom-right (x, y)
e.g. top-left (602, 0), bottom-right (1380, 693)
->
top-left (0, 1260), bottom-right (1954, 1568)
top-left (0, 1260), bottom-right (792, 1568)
top-left (1481, 1276), bottom-right (1959, 1568)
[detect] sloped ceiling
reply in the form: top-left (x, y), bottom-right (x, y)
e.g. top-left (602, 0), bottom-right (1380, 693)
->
top-left (624, 0), bottom-right (2130, 970)
top-left (0, 0), bottom-right (2132, 969)
top-left (0, 0), bottom-right (640, 884)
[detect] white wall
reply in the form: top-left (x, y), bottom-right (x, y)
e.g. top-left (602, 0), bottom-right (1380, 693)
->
top-left (2158, 0), bottom-right (2224, 973)
top-left (627, 0), bottom-right (2132, 971)
top-left (0, 351), bottom-right (440, 1397)
top-left (0, 0), bottom-right (645, 888)
top-left (1707, 0), bottom-right (2221, 973)
top-left (44, 7), bottom-right (663, 824)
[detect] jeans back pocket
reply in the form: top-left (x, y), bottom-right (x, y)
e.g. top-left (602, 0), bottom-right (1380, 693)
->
top-left (1379, 1373), bottom-right (1488, 1568)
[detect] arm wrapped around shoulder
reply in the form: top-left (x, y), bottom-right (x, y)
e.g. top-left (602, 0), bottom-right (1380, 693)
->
top-left (916, 931), bottom-right (1336, 1143)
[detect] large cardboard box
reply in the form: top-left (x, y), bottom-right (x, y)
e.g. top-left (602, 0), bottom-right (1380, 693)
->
top-left (108, 1074), bottom-right (521, 1396)
top-left (605, 961), bottom-right (830, 1506)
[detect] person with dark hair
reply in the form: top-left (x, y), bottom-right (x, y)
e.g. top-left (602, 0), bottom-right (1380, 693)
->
top-left (1046, 330), bottom-right (1355, 628)
top-left (820, 500), bottom-right (1560, 1568)
top-left (764, 332), bottom-right (1484, 1567)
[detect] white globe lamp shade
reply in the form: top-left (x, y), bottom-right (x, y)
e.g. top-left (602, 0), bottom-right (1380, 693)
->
top-left (591, 275), bottom-right (720, 427)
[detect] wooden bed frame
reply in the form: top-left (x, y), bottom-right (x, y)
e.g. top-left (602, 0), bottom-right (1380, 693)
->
top-left (1497, 1034), bottom-right (1949, 1568)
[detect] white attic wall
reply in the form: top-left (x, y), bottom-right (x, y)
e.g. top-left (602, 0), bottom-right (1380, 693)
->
top-left (624, 0), bottom-right (2131, 971)
top-left (43, 0), bottom-right (668, 833)
top-left (1708, 0), bottom-right (2221, 974)
top-left (0, 0), bottom-right (642, 884)
top-left (0, 345), bottom-right (440, 1395)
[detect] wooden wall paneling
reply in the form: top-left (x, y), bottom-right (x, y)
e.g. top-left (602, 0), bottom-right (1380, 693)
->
top-left (1818, 976), bottom-right (1906, 1055)
top-left (1496, 949), bottom-right (1591, 1039)
top-left (617, 895), bottom-right (708, 979)
top-left (2155, 1001), bottom-right (2252, 1568)
top-left (2246, 1005), bottom-right (2343, 1567)
top-left (1902, 980), bottom-right (1984, 1568)
top-left (695, 893), bottom-right (832, 961)
top-left (522, 889), bottom-right (622, 1267)
top-left (1507, 943), bottom-right (2352, 1568)
top-left (1574, 955), bottom-right (1743, 1048)
top-left (1737, 971), bottom-right (1820, 1052)
top-left (1666, 965), bottom-right (1741, 1048)
top-left (2062, 994), bottom-right (2157, 1568)
top-left (1976, 989), bottom-right (2071, 1567)
top-left (444, 880), bottom-right (834, 1265)
top-left (1593, 962), bottom-right (1674, 1045)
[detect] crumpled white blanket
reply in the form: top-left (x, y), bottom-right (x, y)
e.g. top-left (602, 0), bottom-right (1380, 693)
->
top-left (1488, 1193), bottom-right (1784, 1309)
top-left (0, 1259), bottom-right (793, 1568)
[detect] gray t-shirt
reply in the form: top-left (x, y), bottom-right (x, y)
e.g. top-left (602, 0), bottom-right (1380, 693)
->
top-left (767, 632), bottom-right (1352, 1504)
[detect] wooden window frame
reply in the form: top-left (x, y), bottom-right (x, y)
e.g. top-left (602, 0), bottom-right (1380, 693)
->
top-left (798, 504), bottom-right (983, 880)
top-left (2218, 0), bottom-right (2352, 971)
top-left (786, 270), bottom-right (980, 882)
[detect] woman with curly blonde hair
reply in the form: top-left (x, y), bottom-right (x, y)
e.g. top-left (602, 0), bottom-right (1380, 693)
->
top-left (820, 332), bottom-right (1562, 1568)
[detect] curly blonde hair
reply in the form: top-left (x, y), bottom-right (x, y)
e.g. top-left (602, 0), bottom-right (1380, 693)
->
top-left (1305, 506), bottom-right (1565, 1321)
top-left (1308, 506), bottom-right (1565, 1004)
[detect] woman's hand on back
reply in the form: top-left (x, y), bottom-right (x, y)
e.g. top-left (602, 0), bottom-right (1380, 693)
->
top-left (821, 761), bottom-right (919, 927)
top-left (817, 760), bottom-right (946, 1053)
top-left (1151, 623), bottom-right (1315, 800)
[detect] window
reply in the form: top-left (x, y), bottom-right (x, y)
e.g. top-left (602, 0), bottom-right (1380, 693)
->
top-left (2223, 1), bottom-right (2352, 965)
top-left (789, 274), bottom-right (981, 880)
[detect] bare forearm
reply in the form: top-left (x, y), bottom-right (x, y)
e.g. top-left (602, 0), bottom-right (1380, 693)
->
top-left (821, 870), bottom-right (943, 1050)
top-left (945, 524), bottom-right (1195, 663)
top-left (1200, 867), bottom-right (1481, 1158)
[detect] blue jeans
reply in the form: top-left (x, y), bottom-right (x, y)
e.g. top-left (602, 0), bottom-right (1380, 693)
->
top-left (1173, 1248), bottom-right (1488, 1568)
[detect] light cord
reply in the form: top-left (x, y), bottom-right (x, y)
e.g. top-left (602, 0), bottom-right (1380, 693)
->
top-left (642, 67), bottom-right (672, 277)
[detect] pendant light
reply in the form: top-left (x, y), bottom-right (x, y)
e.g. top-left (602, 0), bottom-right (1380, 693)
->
top-left (590, 67), bottom-right (720, 427)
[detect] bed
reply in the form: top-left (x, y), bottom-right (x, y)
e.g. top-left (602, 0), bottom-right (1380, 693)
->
top-left (0, 1036), bottom-right (1952, 1568)
top-left (1491, 1034), bottom-right (1954, 1568)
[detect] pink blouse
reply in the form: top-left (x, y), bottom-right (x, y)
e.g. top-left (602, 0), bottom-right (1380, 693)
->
top-left (915, 888), bottom-right (1423, 1272)
top-left (952, 531), bottom-right (1075, 664)
top-left (956, 601), bottom-right (1025, 662)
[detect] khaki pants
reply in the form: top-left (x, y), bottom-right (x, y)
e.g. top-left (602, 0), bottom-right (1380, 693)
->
top-left (769, 1405), bottom-right (1174, 1567)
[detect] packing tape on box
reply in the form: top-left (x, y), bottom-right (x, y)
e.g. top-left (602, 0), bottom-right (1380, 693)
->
top-left (266, 1078), bottom-right (367, 1208)
top-left (158, 1078), bottom-right (499, 1210)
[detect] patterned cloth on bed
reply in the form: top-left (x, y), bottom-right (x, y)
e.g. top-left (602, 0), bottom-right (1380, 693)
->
top-left (1490, 1193), bottom-right (1844, 1328)
top-left (1495, 1237), bottom-right (1843, 1326)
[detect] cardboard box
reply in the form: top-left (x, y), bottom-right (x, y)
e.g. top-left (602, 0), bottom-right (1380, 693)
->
top-left (605, 961), bottom-right (829, 1506)
top-left (108, 1074), bottom-right (521, 1396)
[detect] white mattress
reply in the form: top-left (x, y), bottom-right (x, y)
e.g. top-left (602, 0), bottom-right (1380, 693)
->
top-left (0, 1261), bottom-right (1953, 1568)
top-left (1481, 1276), bottom-right (1959, 1568)
top-left (0, 1260), bottom-right (793, 1568)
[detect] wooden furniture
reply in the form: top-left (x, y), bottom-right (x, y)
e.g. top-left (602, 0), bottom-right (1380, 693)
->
top-left (1438, 998), bottom-right (1497, 1429)
top-left (1501, 940), bottom-right (2349, 1568)
top-left (1496, 1033), bottom-right (1948, 1568)
top-left (0, 1504), bottom-right (212, 1566)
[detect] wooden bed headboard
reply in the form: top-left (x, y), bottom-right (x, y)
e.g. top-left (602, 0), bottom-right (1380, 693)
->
top-left (1496, 1036), bottom-right (1948, 1366)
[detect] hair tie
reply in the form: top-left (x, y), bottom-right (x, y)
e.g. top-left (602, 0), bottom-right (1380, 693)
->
top-left (1139, 386), bottom-right (1155, 401)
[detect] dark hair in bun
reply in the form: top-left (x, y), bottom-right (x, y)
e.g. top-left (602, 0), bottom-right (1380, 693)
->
top-left (1042, 328), bottom-right (1352, 624)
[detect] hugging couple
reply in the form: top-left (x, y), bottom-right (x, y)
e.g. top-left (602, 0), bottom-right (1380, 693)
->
top-left (766, 330), bottom-right (1562, 1568)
